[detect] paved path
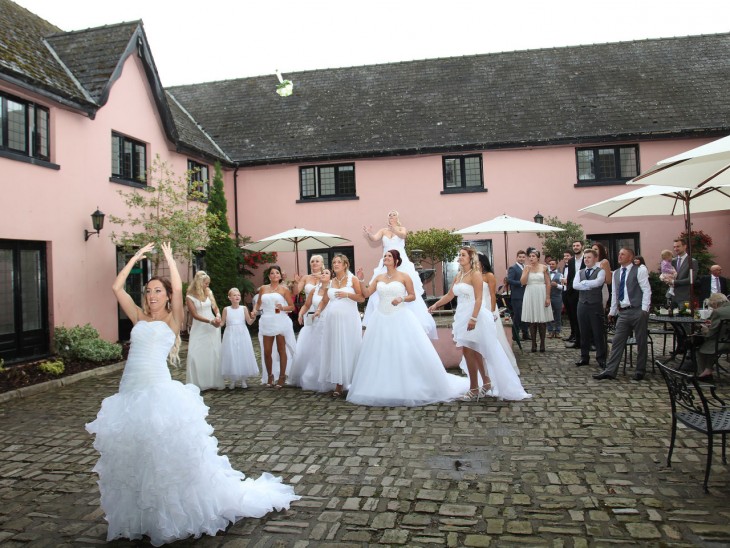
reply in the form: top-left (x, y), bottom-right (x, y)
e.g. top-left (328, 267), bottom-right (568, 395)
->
top-left (1, 335), bottom-right (729, 547)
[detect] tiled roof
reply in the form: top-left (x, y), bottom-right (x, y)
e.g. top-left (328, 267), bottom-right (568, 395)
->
top-left (45, 21), bottom-right (140, 104)
top-left (168, 33), bottom-right (730, 165)
top-left (0, 0), bottom-right (94, 109)
top-left (166, 91), bottom-right (232, 163)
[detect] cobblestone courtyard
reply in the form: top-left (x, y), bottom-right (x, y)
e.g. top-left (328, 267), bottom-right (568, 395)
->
top-left (1, 335), bottom-right (729, 547)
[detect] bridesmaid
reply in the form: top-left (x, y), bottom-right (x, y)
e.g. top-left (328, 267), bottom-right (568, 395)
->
top-left (186, 271), bottom-right (224, 390)
top-left (252, 266), bottom-right (296, 389)
top-left (313, 254), bottom-right (364, 397)
top-left (519, 249), bottom-right (552, 352)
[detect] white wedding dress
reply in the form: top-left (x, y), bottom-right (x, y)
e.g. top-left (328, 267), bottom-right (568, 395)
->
top-left (362, 234), bottom-right (437, 339)
top-left (348, 281), bottom-right (468, 406)
top-left (453, 283), bottom-right (531, 401)
top-left (86, 321), bottom-right (300, 546)
top-left (186, 295), bottom-right (224, 390)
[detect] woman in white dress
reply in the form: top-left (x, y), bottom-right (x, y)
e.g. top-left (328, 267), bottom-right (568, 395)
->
top-left (186, 271), bottom-right (224, 390)
top-left (220, 288), bottom-right (258, 389)
top-left (361, 211), bottom-right (437, 339)
top-left (348, 250), bottom-right (469, 407)
top-left (429, 246), bottom-right (531, 402)
top-left (87, 242), bottom-right (299, 546)
top-left (459, 252), bottom-right (519, 380)
top-left (313, 254), bottom-right (364, 397)
top-left (252, 266), bottom-right (296, 389)
top-left (288, 269), bottom-right (331, 388)
top-left (520, 249), bottom-right (553, 353)
top-left (295, 254), bottom-right (325, 297)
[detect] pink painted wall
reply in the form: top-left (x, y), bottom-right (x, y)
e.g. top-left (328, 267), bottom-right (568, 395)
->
top-left (1, 54), bottom-right (215, 344)
top-left (236, 140), bottom-right (729, 291)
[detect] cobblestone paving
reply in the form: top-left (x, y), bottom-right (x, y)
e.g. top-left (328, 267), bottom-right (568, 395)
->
top-left (1, 334), bottom-right (729, 547)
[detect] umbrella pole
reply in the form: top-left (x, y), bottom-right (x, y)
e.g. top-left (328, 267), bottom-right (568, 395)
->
top-left (504, 232), bottom-right (509, 295)
top-left (294, 243), bottom-right (300, 276)
top-left (685, 193), bottom-right (696, 313)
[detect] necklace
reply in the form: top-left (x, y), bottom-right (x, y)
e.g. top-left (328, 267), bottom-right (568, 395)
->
top-left (458, 268), bottom-right (473, 283)
top-left (385, 270), bottom-right (394, 280)
top-left (334, 274), bottom-right (347, 286)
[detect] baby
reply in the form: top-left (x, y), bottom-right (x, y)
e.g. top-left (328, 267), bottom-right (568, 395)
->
top-left (659, 249), bottom-right (677, 297)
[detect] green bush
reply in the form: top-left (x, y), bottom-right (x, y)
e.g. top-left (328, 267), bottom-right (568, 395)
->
top-left (53, 324), bottom-right (122, 362)
top-left (38, 359), bottom-right (65, 376)
top-left (75, 339), bottom-right (123, 363)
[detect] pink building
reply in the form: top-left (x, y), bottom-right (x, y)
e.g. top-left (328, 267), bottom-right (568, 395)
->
top-left (1, 0), bottom-right (728, 362)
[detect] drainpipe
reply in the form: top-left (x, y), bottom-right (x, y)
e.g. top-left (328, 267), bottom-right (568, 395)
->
top-left (233, 164), bottom-right (240, 238)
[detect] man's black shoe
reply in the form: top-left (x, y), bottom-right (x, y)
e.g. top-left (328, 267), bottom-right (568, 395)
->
top-left (575, 360), bottom-right (590, 367)
top-left (597, 361), bottom-right (606, 369)
top-left (590, 345), bottom-right (596, 351)
top-left (565, 342), bottom-right (579, 348)
top-left (593, 371), bottom-right (616, 380)
top-left (632, 373), bottom-right (644, 381)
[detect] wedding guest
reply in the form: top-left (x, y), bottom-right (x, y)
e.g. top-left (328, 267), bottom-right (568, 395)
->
top-left (696, 293), bottom-right (730, 381)
top-left (186, 271), bottom-right (224, 390)
top-left (697, 264), bottom-right (728, 303)
top-left (220, 288), bottom-right (257, 389)
top-left (563, 241), bottom-right (586, 348)
top-left (520, 249), bottom-right (552, 352)
top-left (547, 258), bottom-right (564, 338)
top-left (574, 249), bottom-right (607, 368)
top-left (592, 242), bottom-right (612, 310)
top-left (87, 243), bottom-right (299, 546)
top-left (669, 238), bottom-right (698, 307)
top-left (507, 250), bottom-right (529, 341)
top-left (634, 256), bottom-right (646, 267)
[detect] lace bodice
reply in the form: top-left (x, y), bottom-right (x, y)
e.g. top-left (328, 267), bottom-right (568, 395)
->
top-left (120, 321), bottom-right (174, 392)
top-left (376, 281), bottom-right (407, 315)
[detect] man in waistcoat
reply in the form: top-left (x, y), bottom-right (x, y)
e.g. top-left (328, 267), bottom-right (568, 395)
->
top-left (594, 247), bottom-right (652, 381)
top-left (507, 250), bottom-right (529, 340)
top-left (547, 258), bottom-right (564, 338)
top-left (563, 241), bottom-right (586, 348)
top-left (573, 249), bottom-right (606, 367)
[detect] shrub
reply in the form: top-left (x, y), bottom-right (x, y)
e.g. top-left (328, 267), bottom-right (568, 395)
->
top-left (75, 339), bottom-right (123, 363)
top-left (38, 360), bottom-right (65, 376)
top-left (53, 324), bottom-right (122, 362)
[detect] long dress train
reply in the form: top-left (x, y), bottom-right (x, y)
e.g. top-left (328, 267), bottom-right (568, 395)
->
top-left (453, 283), bottom-right (531, 401)
top-left (362, 234), bottom-right (437, 339)
top-left (348, 281), bottom-right (468, 406)
top-left (86, 321), bottom-right (300, 546)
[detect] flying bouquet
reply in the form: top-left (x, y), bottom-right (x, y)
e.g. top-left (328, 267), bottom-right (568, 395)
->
top-left (275, 70), bottom-right (293, 97)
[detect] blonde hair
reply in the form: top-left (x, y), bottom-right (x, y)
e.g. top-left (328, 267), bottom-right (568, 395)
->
top-left (332, 253), bottom-right (350, 272)
top-left (708, 293), bottom-right (729, 309)
top-left (228, 287), bottom-right (240, 296)
top-left (388, 210), bottom-right (402, 226)
top-left (460, 246), bottom-right (481, 273)
top-left (188, 271), bottom-right (210, 300)
top-left (661, 249), bottom-right (673, 260)
top-left (309, 254), bottom-right (324, 273)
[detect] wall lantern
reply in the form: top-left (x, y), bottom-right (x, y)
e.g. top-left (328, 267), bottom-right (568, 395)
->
top-left (84, 208), bottom-right (105, 241)
top-left (533, 211), bottom-right (544, 224)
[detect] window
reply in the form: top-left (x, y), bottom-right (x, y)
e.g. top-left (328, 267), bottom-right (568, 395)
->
top-left (299, 164), bottom-right (356, 201)
top-left (0, 92), bottom-right (50, 161)
top-left (111, 132), bottom-right (147, 184)
top-left (576, 145), bottom-right (639, 185)
top-left (187, 160), bottom-right (210, 199)
top-left (442, 154), bottom-right (485, 192)
top-left (306, 247), bottom-right (356, 274)
top-left (587, 232), bottom-right (640, 267)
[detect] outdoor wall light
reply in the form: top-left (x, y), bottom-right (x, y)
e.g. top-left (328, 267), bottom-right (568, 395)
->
top-left (533, 212), bottom-right (544, 224)
top-left (84, 208), bottom-right (106, 241)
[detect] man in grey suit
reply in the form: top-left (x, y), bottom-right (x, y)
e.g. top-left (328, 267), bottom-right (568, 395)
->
top-left (594, 248), bottom-right (652, 381)
top-left (507, 250), bottom-right (529, 340)
top-left (669, 238), bottom-right (699, 307)
top-left (547, 258), bottom-right (564, 338)
top-left (573, 250), bottom-right (606, 367)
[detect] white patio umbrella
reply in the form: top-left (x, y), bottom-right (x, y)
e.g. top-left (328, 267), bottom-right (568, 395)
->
top-left (243, 227), bottom-right (350, 275)
top-left (454, 214), bottom-right (565, 270)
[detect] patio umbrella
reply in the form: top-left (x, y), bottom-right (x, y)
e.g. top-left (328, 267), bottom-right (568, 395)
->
top-left (243, 227), bottom-right (350, 275)
top-left (454, 214), bottom-right (565, 270)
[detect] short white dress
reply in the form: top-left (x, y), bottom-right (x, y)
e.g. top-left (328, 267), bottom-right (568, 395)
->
top-left (453, 283), bottom-right (531, 401)
top-left (348, 281), bottom-right (469, 406)
top-left (220, 306), bottom-right (258, 386)
top-left (520, 271), bottom-right (554, 323)
top-left (257, 292), bottom-right (297, 384)
top-left (362, 234), bottom-right (438, 339)
top-left (86, 321), bottom-right (300, 546)
top-left (319, 273), bottom-right (362, 388)
top-left (186, 295), bottom-right (224, 391)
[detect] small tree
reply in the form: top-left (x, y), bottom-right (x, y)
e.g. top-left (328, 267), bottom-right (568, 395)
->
top-left (679, 229), bottom-right (715, 275)
top-left (538, 216), bottom-right (585, 260)
top-left (405, 228), bottom-right (463, 295)
top-left (205, 162), bottom-right (243, 306)
top-left (109, 156), bottom-right (212, 275)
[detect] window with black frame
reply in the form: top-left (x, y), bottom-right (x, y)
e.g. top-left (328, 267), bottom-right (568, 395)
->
top-left (576, 145), bottom-right (639, 186)
top-left (442, 154), bottom-right (485, 193)
top-left (111, 132), bottom-right (147, 185)
top-left (0, 92), bottom-right (50, 162)
top-left (187, 160), bottom-right (210, 200)
top-left (298, 164), bottom-right (356, 201)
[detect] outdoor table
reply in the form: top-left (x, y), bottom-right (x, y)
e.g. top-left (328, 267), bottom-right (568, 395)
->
top-left (649, 314), bottom-right (707, 373)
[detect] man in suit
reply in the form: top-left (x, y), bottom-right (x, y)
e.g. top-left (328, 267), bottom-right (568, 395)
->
top-left (696, 293), bottom-right (730, 380)
top-left (696, 264), bottom-right (728, 303)
top-left (594, 247), bottom-right (652, 381)
top-left (547, 258), bottom-right (564, 338)
top-left (573, 250), bottom-right (606, 367)
top-left (669, 238), bottom-right (699, 307)
top-left (507, 250), bottom-right (529, 340)
top-left (563, 240), bottom-right (585, 348)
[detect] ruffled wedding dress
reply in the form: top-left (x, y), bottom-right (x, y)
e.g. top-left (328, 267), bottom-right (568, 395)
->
top-left (86, 321), bottom-right (299, 546)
